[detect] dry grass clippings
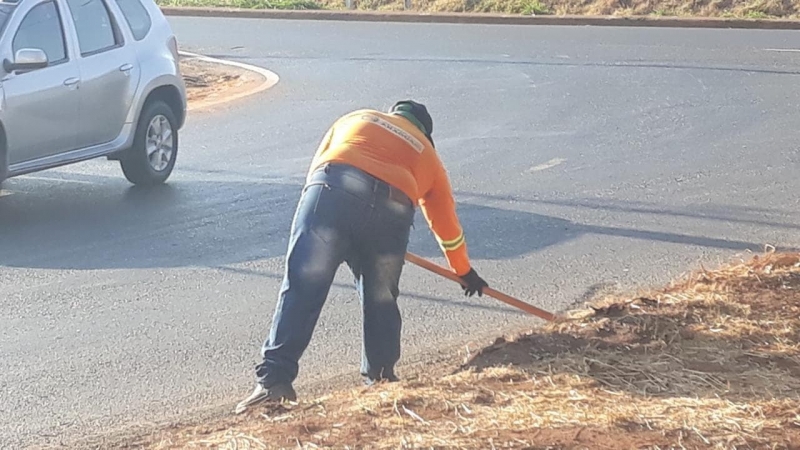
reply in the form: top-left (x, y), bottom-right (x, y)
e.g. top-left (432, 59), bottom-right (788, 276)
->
top-left (180, 58), bottom-right (265, 108)
top-left (140, 251), bottom-right (800, 449)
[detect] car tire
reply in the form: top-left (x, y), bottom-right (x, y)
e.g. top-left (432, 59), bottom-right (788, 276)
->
top-left (120, 99), bottom-right (178, 186)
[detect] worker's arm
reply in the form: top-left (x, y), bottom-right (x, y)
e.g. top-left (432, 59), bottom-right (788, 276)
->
top-left (419, 156), bottom-right (489, 296)
top-left (418, 158), bottom-right (472, 277)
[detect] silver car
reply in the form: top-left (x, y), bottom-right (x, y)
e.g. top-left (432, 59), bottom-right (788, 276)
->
top-left (0, 0), bottom-right (186, 186)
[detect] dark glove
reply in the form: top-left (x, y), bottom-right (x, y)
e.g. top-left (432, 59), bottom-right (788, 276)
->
top-left (460, 268), bottom-right (488, 297)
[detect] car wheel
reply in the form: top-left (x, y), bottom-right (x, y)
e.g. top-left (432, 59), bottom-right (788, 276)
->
top-left (120, 100), bottom-right (178, 186)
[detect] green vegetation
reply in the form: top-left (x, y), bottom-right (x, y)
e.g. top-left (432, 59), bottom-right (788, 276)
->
top-left (521, 0), bottom-right (551, 14)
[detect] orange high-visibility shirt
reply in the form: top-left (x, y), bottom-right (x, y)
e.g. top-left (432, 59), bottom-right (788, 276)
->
top-left (307, 109), bottom-right (472, 276)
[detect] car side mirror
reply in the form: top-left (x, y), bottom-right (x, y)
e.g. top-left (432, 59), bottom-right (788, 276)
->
top-left (3, 48), bottom-right (48, 74)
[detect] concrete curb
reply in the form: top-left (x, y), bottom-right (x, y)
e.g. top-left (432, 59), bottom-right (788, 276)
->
top-left (161, 6), bottom-right (800, 29)
top-left (179, 50), bottom-right (280, 112)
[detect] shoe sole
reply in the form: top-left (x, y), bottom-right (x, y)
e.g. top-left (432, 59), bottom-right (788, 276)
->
top-left (234, 392), bottom-right (298, 415)
top-left (234, 392), bottom-right (271, 415)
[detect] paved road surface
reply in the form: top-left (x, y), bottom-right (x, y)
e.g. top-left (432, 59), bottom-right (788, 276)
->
top-left (3, 18), bottom-right (800, 448)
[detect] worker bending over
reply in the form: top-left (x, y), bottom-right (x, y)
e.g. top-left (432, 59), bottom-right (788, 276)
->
top-left (236, 100), bottom-right (488, 413)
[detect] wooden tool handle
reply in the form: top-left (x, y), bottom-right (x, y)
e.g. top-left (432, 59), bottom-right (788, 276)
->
top-left (404, 252), bottom-right (557, 322)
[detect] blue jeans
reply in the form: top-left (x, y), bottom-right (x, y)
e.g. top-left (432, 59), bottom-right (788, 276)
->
top-left (256, 163), bottom-right (416, 387)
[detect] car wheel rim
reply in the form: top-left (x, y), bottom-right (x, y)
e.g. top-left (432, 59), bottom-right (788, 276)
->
top-left (146, 115), bottom-right (174, 172)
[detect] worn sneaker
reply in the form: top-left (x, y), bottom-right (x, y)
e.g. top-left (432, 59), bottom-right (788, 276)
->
top-left (363, 372), bottom-right (400, 387)
top-left (234, 383), bottom-right (297, 414)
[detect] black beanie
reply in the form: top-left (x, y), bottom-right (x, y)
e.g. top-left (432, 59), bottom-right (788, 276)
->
top-left (390, 100), bottom-right (434, 145)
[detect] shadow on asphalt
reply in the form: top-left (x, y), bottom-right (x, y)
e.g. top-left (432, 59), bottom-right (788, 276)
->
top-left (407, 200), bottom-right (783, 262)
top-left (0, 173), bottom-right (788, 272)
top-left (213, 264), bottom-right (528, 317)
top-left (0, 171), bottom-right (303, 269)
top-left (454, 191), bottom-right (800, 233)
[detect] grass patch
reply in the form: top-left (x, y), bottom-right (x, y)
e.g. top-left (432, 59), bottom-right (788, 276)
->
top-left (521, 0), bottom-right (551, 14)
top-left (126, 250), bottom-right (800, 449)
top-left (156, 0), bottom-right (323, 10)
top-left (158, 0), bottom-right (800, 18)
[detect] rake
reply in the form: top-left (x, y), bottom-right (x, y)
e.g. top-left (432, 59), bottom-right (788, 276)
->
top-left (405, 252), bottom-right (557, 322)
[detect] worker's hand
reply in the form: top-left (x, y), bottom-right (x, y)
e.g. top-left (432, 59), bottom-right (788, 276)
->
top-left (460, 268), bottom-right (488, 297)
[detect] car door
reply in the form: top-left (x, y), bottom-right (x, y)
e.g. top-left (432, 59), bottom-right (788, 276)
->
top-left (64, 0), bottom-right (140, 149)
top-left (2, 0), bottom-right (80, 165)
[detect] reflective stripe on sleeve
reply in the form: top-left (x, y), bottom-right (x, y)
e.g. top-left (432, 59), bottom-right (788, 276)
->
top-left (438, 232), bottom-right (465, 251)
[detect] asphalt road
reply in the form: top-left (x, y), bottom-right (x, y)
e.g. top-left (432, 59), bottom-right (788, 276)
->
top-left (3, 17), bottom-right (800, 448)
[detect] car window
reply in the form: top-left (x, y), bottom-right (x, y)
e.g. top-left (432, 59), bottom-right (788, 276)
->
top-left (113, 0), bottom-right (150, 41)
top-left (12, 1), bottom-right (67, 65)
top-left (66, 0), bottom-right (120, 55)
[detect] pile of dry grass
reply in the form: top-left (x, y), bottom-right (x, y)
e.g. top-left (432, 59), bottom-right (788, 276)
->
top-left (180, 58), bottom-right (247, 104)
top-left (140, 251), bottom-right (800, 449)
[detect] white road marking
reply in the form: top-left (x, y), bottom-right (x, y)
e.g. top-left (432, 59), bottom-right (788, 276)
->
top-left (527, 157), bottom-right (566, 172)
top-left (763, 48), bottom-right (800, 53)
top-left (178, 50), bottom-right (280, 111)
